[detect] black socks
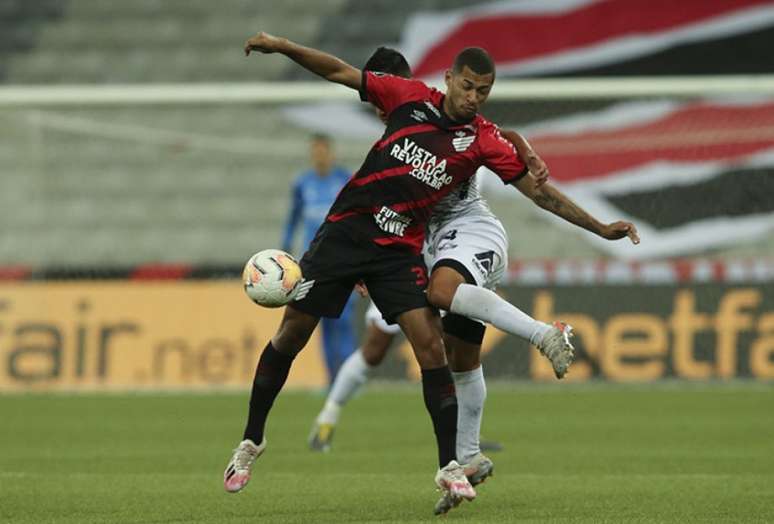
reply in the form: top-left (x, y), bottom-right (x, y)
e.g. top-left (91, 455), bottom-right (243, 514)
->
top-left (421, 366), bottom-right (458, 468)
top-left (243, 342), bottom-right (295, 444)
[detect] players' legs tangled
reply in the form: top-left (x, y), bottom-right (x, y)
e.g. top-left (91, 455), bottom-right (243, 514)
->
top-left (443, 327), bottom-right (488, 465)
top-left (396, 307), bottom-right (456, 467)
top-left (434, 317), bottom-right (496, 515)
top-left (396, 307), bottom-right (477, 505)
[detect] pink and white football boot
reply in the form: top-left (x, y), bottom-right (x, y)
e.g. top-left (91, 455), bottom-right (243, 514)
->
top-left (223, 438), bottom-right (266, 493)
top-left (433, 460), bottom-right (476, 514)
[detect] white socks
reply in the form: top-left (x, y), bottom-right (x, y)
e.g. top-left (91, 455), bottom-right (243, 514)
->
top-left (317, 349), bottom-right (373, 425)
top-left (453, 366), bottom-right (486, 464)
top-left (450, 283), bottom-right (552, 345)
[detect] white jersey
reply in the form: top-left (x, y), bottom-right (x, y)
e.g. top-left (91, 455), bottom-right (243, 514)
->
top-left (428, 172), bottom-right (496, 232)
top-left (423, 168), bottom-right (509, 291)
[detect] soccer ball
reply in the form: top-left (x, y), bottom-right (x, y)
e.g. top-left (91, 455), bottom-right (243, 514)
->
top-left (242, 249), bottom-right (303, 307)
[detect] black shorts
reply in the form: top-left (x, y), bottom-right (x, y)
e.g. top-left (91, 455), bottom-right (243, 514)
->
top-left (290, 222), bottom-right (429, 323)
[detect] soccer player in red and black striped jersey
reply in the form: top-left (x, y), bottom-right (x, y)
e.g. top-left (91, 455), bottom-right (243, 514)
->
top-left (224, 32), bottom-right (531, 507)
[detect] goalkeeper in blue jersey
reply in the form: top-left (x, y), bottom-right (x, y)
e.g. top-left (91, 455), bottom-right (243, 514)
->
top-left (281, 134), bottom-right (355, 383)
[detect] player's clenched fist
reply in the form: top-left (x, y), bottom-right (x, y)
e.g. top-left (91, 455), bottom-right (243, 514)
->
top-left (244, 32), bottom-right (285, 56)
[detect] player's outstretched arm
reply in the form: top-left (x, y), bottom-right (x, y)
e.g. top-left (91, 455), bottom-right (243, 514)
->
top-left (513, 175), bottom-right (641, 245)
top-left (244, 32), bottom-right (361, 90)
top-left (500, 129), bottom-right (548, 187)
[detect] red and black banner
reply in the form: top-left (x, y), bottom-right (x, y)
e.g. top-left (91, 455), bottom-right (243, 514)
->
top-left (481, 97), bottom-right (774, 259)
top-left (401, 0), bottom-right (774, 79)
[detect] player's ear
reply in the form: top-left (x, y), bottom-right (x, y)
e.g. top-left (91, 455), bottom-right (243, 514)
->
top-left (444, 69), bottom-right (453, 89)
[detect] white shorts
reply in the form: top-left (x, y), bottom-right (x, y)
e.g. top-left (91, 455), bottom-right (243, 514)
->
top-left (365, 214), bottom-right (509, 333)
top-left (423, 214), bottom-right (509, 291)
top-left (365, 300), bottom-right (403, 335)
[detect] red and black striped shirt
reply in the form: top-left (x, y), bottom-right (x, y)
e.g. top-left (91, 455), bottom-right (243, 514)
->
top-left (325, 71), bottom-right (527, 254)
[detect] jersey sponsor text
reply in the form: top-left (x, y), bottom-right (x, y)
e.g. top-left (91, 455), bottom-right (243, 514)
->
top-left (390, 138), bottom-right (453, 190)
top-left (374, 206), bottom-right (412, 237)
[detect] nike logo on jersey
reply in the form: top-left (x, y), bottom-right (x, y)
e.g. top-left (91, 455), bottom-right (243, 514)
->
top-left (374, 206), bottom-right (412, 236)
top-left (390, 138), bottom-right (453, 190)
top-left (452, 131), bottom-right (476, 152)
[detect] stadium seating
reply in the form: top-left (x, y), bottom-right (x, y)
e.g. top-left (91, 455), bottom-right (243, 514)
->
top-left (2, 0), bottom-right (770, 266)
top-left (1, 0), bottom-right (524, 266)
top-left (0, 1), bottom-right (348, 265)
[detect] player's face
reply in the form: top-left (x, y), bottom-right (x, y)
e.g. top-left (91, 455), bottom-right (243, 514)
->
top-left (443, 65), bottom-right (494, 121)
top-left (310, 140), bottom-right (333, 174)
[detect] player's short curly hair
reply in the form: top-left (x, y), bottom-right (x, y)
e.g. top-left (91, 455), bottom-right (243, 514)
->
top-left (453, 47), bottom-right (495, 77)
top-left (363, 47), bottom-right (412, 78)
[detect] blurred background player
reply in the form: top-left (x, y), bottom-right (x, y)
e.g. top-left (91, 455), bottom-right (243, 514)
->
top-left (281, 134), bottom-right (356, 383)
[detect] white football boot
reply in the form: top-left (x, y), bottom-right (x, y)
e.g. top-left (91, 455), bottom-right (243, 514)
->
top-left (463, 453), bottom-right (494, 486)
top-left (223, 438), bottom-right (266, 493)
top-left (433, 460), bottom-right (476, 515)
top-left (435, 454), bottom-right (493, 515)
top-left (538, 321), bottom-right (575, 379)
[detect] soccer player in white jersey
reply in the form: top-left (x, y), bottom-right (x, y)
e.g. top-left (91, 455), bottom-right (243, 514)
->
top-left (308, 47), bottom-right (640, 515)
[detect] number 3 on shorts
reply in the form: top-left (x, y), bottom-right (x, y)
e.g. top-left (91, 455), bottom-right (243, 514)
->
top-left (411, 266), bottom-right (428, 287)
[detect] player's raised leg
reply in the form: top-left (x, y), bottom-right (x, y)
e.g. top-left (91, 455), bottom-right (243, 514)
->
top-left (430, 266), bottom-right (574, 378)
top-left (224, 305), bottom-right (319, 492)
top-left (309, 304), bottom-right (397, 451)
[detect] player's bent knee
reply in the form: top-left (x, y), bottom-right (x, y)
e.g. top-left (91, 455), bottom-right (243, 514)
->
top-left (397, 308), bottom-right (447, 368)
top-left (426, 282), bottom-right (455, 310)
top-left (427, 264), bottom-right (468, 310)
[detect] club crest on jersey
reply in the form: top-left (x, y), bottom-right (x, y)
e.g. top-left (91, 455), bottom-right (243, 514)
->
top-left (411, 109), bottom-right (428, 122)
top-left (390, 138), bottom-right (453, 190)
top-left (374, 206), bottom-right (412, 236)
top-left (452, 131), bottom-right (476, 152)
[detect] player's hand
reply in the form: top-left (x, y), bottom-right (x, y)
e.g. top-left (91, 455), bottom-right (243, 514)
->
top-left (244, 32), bottom-right (284, 56)
top-left (601, 221), bottom-right (640, 244)
top-left (355, 281), bottom-right (369, 298)
top-left (526, 153), bottom-right (549, 187)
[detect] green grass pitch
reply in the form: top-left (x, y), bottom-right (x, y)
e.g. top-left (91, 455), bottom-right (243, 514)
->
top-left (1, 383), bottom-right (773, 523)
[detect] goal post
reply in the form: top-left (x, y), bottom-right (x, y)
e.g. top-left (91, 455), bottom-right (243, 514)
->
top-left (2, 75), bottom-right (774, 106)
